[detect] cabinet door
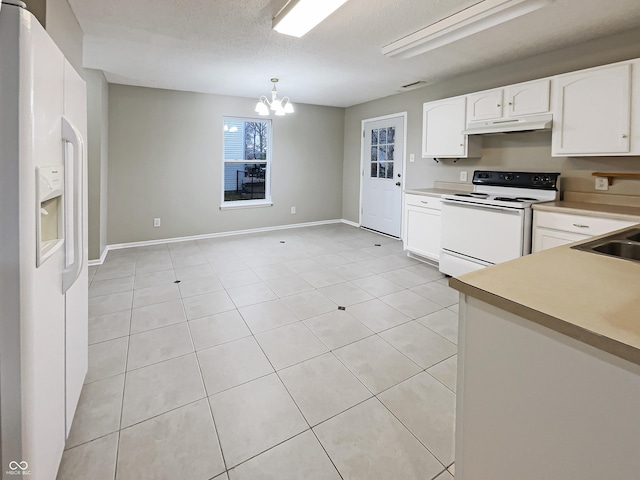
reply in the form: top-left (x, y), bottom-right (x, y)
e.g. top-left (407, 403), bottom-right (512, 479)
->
top-left (532, 227), bottom-right (590, 252)
top-left (504, 79), bottom-right (550, 117)
top-left (552, 63), bottom-right (631, 155)
top-left (405, 205), bottom-right (441, 261)
top-left (467, 89), bottom-right (503, 121)
top-left (422, 96), bottom-right (467, 158)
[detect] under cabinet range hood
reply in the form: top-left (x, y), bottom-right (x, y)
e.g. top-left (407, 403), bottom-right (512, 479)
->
top-left (462, 113), bottom-right (553, 135)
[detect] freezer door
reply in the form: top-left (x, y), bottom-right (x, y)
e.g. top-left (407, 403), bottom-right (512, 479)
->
top-left (16, 7), bottom-right (67, 480)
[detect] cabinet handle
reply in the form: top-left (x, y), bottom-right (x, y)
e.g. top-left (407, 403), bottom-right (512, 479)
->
top-left (497, 104), bottom-right (501, 107)
top-left (420, 200), bottom-right (430, 204)
top-left (622, 134), bottom-right (628, 138)
top-left (573, 223), bottom-right (590, 228)
top-left (459, 143), bottom-right (464, 147)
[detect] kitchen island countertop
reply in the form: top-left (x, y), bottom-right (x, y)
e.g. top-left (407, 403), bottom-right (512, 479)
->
top-left (449, 226), bottom-right (640, 365)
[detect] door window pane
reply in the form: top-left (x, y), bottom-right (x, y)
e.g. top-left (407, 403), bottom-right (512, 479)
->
top-left (379, 146), bottom-right (387, 162)
top-left (387, 127), bottom-right (395, 144)
top-left (372, 129), bottom-right (378, 145)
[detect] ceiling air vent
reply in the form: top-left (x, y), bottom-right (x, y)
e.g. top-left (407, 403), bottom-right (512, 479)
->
top-left (399, 81), bottom-right (427, 91)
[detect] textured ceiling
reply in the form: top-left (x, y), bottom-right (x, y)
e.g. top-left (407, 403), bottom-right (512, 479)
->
top-left (67, 0), bottom-right (640, 108)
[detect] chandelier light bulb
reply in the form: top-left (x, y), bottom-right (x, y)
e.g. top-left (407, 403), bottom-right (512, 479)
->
top-left (256, 78), bottom-right (294, 116)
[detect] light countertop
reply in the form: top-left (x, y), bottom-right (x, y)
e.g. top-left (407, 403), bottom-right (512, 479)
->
top-left (533, 201), bottom-right (640, 222)
top-left (450, 226), bottom-right (640, 365)
top-left (404, 187), bottom-right (467, 197)
top-left (405, 181), bottom-right (473, 198)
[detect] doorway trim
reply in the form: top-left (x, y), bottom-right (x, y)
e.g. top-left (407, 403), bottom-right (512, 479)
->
top-left (359, 111), bottom-right (408, 239)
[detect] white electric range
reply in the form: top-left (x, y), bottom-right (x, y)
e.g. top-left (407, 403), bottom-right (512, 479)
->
top-left (439, 170), bottom-right (560, 277)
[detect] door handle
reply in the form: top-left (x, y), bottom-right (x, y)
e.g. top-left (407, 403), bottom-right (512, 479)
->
top-left (395, 182), bottom-right (401, 186)
top-left (62, 116), bottom-right (85, 293)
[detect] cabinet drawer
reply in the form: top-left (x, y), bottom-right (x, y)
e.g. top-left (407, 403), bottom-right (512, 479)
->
top-left (534, 211), bottom-right (635, 236)
top-left (405, 194), bottom-right (442, 210)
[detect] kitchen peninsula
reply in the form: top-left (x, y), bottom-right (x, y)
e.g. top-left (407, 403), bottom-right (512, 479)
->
top-left (450, 226), bottom-right (640, 480)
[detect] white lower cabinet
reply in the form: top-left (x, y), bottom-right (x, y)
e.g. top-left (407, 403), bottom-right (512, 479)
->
top-left (404, 194), bottom-right (442, 262)
top-left (533, 210), bottom-right (637, 252)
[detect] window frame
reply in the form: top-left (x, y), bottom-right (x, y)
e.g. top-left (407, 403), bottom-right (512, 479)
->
top-left (220, 116), bottom-right (273, 210)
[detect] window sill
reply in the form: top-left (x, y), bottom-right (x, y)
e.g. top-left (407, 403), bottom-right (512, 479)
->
top-left (220, 200), bottom-right (273, 211)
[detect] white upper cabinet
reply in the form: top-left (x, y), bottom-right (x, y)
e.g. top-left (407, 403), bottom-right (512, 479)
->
top-left (552, 62), bottom-right (635, 156)
top-left (504, 79), bottom-right (550, 117)
top-left (422, 96), bottom-right (481, 158)
top-left (467, 79), bottom-right (550, 123)
top-left (467, 88), bottom-right (503, 121)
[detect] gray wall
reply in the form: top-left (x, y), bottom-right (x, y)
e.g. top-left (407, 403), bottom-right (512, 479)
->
top-left (86, 69), bottom-right (109, 260)
top-left (107, 84), bottom-right (345, 245)
top-left (343, 27), bottom-right (640, 223)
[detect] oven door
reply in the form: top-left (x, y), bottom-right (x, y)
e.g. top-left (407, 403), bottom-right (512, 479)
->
top-left (441, 199), bottom-right (528, 266)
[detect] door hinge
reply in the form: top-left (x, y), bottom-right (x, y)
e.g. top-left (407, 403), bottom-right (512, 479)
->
top-left (363, 130), bottom-right (365, 138)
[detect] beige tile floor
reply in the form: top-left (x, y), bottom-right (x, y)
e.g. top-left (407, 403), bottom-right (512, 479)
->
top-left (57, 224), bottom-right (458, 480)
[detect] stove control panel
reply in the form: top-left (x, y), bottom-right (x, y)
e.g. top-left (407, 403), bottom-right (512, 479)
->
top-left (473, 171), bottom-right (560, 190)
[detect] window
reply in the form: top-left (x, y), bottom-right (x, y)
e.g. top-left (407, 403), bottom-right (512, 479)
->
top-left (370, 126), bottom-right (395, 179)
top-left (222, 117), bottom-right (272, 207)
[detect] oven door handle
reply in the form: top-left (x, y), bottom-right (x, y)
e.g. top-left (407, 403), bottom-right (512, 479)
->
top-left (441, 199), bottom-right (524, 213)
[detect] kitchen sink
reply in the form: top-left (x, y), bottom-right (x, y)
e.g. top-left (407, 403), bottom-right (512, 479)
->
top-left (625, 231), bottom-right (640, 242)
top-left (591, 241), bottom-right (640, 260)
top-left (571, 228), bottom-right (640, 263)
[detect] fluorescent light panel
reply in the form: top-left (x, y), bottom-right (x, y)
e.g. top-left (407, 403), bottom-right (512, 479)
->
top-left (273, 0), bottom-right (348, 38)
top-left (382, 0), bottom-right (552, 59)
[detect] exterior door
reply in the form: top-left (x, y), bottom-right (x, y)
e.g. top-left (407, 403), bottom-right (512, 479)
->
top-left (361, 115), bottom-right (404, 237)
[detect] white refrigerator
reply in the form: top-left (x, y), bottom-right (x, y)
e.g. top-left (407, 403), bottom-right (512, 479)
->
top-left (0, 1), bottom-right (88, 479)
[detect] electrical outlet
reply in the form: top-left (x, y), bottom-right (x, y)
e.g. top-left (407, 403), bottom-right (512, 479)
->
top-left (153, 217), bottom-right (161, 227)
top-left (595, 177), bottom-right (609, 191)
top-left (290, 206), bottom-right (296, 214)
top-left (409, 153), bottom-right (415, 163)
top-left (460, 171), bottom-right (468, 182)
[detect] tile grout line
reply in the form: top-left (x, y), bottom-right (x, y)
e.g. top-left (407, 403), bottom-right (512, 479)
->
top-left (180, 254), bottom-right (231, 476)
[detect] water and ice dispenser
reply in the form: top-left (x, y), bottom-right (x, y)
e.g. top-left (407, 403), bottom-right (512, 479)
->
top-left (36, 165), bottom-right (64, 267)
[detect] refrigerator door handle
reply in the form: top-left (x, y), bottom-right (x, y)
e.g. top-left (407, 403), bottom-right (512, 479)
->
top-left (62, 116), bottom-right (84, 293)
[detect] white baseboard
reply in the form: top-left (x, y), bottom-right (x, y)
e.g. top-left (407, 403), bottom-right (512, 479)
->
top-left (88, 247), bottom-right (109, 267)
top-left (88, 219), bottom-right (360, 265)
top-left (341, 219), bottom-right (360, 228)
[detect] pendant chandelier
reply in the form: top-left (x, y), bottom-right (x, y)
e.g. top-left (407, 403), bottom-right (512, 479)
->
top-left (255, 78), bottom-right (294, 116)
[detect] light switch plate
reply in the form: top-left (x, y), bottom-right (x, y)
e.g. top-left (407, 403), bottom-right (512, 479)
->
top-left (409, 153), bottom-right (415, 163)
top-left (460, 171), bottom-right (468, 182)
top-left (153, 217), bottom-right (161, 227)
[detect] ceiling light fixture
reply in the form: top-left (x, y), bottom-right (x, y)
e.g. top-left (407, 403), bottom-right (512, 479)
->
top-left (273, 0), bottom-right (349, 38)
top-left (382, 0), bottom-right (553, 59)
top-left (255, 78), bottom-right (294, 116)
